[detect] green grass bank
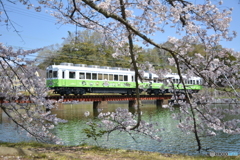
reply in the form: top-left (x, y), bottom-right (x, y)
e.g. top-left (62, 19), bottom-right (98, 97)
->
top-left (0, 142), bottom-right (239, 160)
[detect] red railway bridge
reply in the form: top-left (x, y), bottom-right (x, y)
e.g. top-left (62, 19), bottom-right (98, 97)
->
top-left (46, 94), bottom-right (172, 102)
top-left (47, 94), bottom-right (173, 108)
top-left (1, 94), bottom-right (173, 109)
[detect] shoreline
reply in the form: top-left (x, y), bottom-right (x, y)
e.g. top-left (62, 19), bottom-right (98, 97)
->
top-left (0, 142), bottom-right (239, 160)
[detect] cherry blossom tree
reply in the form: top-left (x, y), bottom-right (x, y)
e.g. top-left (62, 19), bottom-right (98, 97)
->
top-left (0, 43), bottom-right (65, 143)
top-left (38, 0), bottom-right (239, 151)
top-left (1, 0), bottom-right (240, 151)
top-left (0, 0), bottom-right (69, 144)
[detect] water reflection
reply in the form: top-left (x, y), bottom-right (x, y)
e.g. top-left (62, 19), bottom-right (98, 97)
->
top-left (1, 102), bottom-right (240, 155)
top-left (0, 108), bottom-right (35, 143)
top-left (52, 101), bottom-right (240, 155)
top-left (0, 108), bottom-right (2, 124)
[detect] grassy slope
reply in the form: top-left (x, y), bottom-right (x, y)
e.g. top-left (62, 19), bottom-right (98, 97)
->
top-left (0, 142), bottom-right (239, 160)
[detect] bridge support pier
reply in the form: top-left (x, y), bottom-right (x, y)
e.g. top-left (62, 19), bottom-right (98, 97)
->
top-left (156, 100), bottom-right (163, 108)
top-left (93, 101), bottom-right (108, 108)
top-left (0, 107), bottom-right (2, 123)
top-left (128, 100), bottom-right (141, 114)
top-left (128, 100), bottom-right (137, 108)
top-left (93, 101), bottom-right (108, 117)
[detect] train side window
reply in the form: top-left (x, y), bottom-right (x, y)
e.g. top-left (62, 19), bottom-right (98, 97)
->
top-left (109, 74), bottom-right (113, 81)
top-left (124, 75), bottom-right (128, 81)
top-left (196, 80), bottom-right (199, 85)
top-left (86, 73), bottom-right (91, 80)
top-left (153, 78), bottom-right (157, 83)
top-left (79, 72), bottom-right (85, 79)
top-left (114, 75), bottom-right (118, 81)
top-left (53, 71), bottom-right (58, 78)
top-left (69, 71), bottom-right (76, 79)
top-left (92, 73), bottom-right (97, 80)
top-left (104, 74), bottom-right (108, 80)
top-left (193, 80), bottom-right (195, 85)
top-left (98, 73), bottom-right (103, 80)
top-left (163, 79), bottom-right (167, 84)
top-left (190, 80), bottom-right (192, 84)
top-left (119, 75), bottom-right (123, 81)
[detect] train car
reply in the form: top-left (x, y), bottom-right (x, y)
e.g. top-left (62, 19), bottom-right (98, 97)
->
top-left (163, 74), bottom-right (203, 93)
top-left (46, 63), bottom-right (149, 95)
top-left (46, 63), bottom-right (203, 95)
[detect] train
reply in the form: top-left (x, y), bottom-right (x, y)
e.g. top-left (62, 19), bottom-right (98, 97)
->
top-left (46, 63), bottom-right (203, 95)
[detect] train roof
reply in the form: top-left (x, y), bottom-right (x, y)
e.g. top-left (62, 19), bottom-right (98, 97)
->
top-left (164, 73), bottom-right (202, 80)
top-left (46, 63), bottom-right (135, 74)
top-left (46, 64), bottom-right (201, 80)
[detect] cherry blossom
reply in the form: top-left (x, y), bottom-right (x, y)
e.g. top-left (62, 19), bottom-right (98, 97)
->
top-left (0, 43), bottom-right (64, 143)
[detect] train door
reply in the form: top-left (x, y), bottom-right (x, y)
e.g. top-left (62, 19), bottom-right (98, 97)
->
top-left (63, 70), bottom-right (68, 86)
top-left (132, 75), bottom-right (135, 82)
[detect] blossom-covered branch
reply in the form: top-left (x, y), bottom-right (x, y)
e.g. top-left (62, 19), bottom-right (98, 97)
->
top-left (0, 43), bottom-right (64, 143)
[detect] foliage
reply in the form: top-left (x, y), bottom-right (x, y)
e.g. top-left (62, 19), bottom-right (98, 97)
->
top-left (84, 108), bottom-right (162, 144)
top-left (36, 44), bottom-right (61, 70)
top-left (0, 43), bottom-right (66, 144)
top-left (37, 30), bottom-right (133, 68)
top-left (82, 121), bottom-right (107, 145)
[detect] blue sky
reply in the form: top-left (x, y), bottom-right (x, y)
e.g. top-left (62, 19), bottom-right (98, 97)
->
top-left (0, 0), bottom-right (239, 61)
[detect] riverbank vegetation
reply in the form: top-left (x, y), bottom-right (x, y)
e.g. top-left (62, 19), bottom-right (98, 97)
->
top-left (0, 142), bottom-right (239, 160)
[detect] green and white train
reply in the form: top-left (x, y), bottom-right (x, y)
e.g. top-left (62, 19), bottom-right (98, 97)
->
top-left (46, 63), bottom-right (203, 95)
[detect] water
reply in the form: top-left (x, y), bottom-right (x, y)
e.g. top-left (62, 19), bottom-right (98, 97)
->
top-left (0, 101), bottom-right (240, 155)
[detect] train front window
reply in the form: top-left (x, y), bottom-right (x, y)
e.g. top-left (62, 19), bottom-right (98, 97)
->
top-left (47, 70), bottom-right (52, 78)
top-left (69, 72), bottom-right (76, 79)
top-left (53, 71), bottom-right (58, 78)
